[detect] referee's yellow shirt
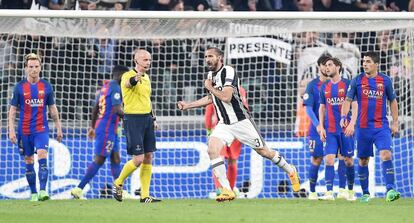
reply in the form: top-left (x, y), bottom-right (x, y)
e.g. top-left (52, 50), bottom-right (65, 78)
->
top-left (121, 69), bottom-right (152, 114)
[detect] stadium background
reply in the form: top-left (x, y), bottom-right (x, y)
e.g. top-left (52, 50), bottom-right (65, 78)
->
top-left (0, 9), bottom-right (413, 200)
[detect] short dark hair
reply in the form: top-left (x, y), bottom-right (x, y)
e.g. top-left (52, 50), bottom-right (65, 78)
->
top-left (317, 52), bottom-right (332, 65)
top-left (206, 46), bottom-right (224, 57)
top-left (324, 57), bottom-right (342, 71)
top-left (112, 65), bottom-right (129, 79)
top-left (363, 51), bottom-right (380, 64)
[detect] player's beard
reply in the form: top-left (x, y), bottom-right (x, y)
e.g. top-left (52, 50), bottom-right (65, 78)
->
top-left (207, 61), bottom-right (217, 71)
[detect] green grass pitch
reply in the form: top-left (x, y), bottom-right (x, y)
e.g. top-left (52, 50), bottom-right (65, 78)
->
top-left (1, 198), bottom-right (413, 223)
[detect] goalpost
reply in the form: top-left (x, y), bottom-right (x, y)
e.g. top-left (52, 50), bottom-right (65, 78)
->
top-left (0, 10), bottom-right (412, 199)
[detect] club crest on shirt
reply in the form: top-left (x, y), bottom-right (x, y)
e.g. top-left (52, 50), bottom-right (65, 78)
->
top-left (338, 88), bottom-right (345, 95)
top-left (39, 90), bottom-right (45, 97)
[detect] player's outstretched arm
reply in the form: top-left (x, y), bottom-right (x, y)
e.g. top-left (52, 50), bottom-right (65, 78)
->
top-left (8, 105), bottom-right (17, 144)
top-left (390, 99), bottom-right (399, 136)
top-left (177, 95), bottom-right (212, 111)
top-left (49, 105), bottom-right (63, 142)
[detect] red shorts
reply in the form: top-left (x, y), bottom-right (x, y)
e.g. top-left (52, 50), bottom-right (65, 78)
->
top-left (220, 139), bottom-right (242, 160)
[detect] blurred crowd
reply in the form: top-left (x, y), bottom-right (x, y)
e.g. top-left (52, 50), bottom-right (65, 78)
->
top-left (0, 0), bottom-right (412, 126)
top-left (0, 0), bottom-right (413, 12)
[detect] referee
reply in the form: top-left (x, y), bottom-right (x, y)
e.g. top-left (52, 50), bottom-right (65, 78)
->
top-left (112, 49), bottom-right (161, 203)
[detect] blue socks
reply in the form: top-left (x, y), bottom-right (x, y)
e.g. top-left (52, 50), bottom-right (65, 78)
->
top-left (308, 164), bottom-right (319, 192)
top-left (78, 162), bottom-right (103, 189)
top-left (325, 165), bottom-right (335, 191)
top-left (358, 164), bottom-right (369, 195)
top-left (38, 159), bottom-right (48, 191)
top-left (382, 160), bottom-right (395, 191)
top-left (338, 160), bottom-right (346, 189)
top-left (111, 163), bottom-right (121, 179)
top-left (346, 165), bottom-right (355, 190)
top-left (25, 163), bottom-right (37, 194)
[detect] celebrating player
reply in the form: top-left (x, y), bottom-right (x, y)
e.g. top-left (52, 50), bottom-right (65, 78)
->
top-left (205, 85), bottom-right (248, 195)
top-left (318, 57), bottom-right (357, 201)
top-left (8, 53), bottom-right (63, 201)
top-left (177, 47), bottom-right (300, 202)
top-left (71, 65), bottom-right (129, 199)
top-left (341, 51), bottom-right (400, 203)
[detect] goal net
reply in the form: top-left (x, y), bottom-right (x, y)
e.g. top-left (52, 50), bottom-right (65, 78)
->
top-left (0, 11), bottom-right (412, 199)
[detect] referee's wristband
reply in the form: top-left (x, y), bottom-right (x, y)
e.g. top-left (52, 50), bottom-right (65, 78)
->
top-left (129, 76), bottom-right (138, 86)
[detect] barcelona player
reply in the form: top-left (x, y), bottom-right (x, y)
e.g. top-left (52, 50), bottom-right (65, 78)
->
top-left (71, 65), bottom-right (129, 199)
top-left (318, 57), bottom-right (357, 201)
top-left (8, 53), bottom-right (63, 201)
top-left (341, 51), bottom-right (400, 202)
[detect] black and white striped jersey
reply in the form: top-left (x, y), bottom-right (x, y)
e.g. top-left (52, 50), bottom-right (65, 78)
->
top-left (207, 65), bottom-right (250, 125)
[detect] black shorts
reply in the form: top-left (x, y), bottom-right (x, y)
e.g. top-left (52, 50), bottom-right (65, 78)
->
top-left (123, 114), bottom-right (157, 155)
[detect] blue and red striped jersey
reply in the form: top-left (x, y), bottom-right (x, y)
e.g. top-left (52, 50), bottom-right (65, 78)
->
top-left (94, 80), bottom-right (122, 134)
top-left (320, 78), bottom-right (350, 134)
top-left (303, 78), bottom-right (324, 136)
top-left (10, 79), bottom-right (55, 135)
top-left (346, 73), bottom-right (396, 129)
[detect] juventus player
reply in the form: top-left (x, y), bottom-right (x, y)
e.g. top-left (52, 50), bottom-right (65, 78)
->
top-left (177, 47), bottom-right (300, 202)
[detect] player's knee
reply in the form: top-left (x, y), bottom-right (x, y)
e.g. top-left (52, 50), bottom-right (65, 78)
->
top-left (110, 152), bottom-right (120, 164)
top-left (95, 155), bottom-right (106, 165)
top-left (325, 159), bottom-right (335, 166)
top-left (207, 137), bottom-right (224, 158)
top-left (325, 155), bottom-right (335, 166)
top-left (380, 150), bottom-right (392, 161)
top-left (311, 157), bottom-right (323, 166)
top-left (132, 155), bottom-right (144, 167)
top-left (358, 158), bottom-right (369, 166)
top-left (24, 156), bottom-right (34, 164)
top-left (37, 149), bottom-right (48, 159)
top-left (143, 152), bottom-right (153, 164)
top-left (344, 157), bottom-right (354, 166)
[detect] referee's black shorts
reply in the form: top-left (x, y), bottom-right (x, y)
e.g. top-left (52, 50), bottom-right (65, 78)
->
top-left (123, 114), bottom-right (157, 155)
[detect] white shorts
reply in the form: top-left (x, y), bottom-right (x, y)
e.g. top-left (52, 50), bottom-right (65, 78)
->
top-left (210, 119), bottom-right (265, 149)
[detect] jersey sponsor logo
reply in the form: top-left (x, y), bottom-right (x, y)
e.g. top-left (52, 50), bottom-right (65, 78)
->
top-left (362, 89), bottom-right (384, 99)
top-left (24, 98), bottom-right (44, 107)
top-left (326, 97), bottom-right (345, 105)
top-left (303, 93), bottom-right (309, 100)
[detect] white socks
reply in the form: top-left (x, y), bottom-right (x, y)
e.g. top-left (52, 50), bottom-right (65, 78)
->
top-left (211, 158), bottom-right (231, 190)
top-left (271, 152), bottom-right (293, 174)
